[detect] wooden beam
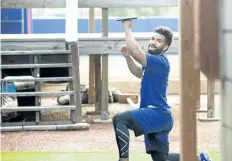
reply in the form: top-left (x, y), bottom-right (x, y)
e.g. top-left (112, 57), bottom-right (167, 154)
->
top-left (1, 50), bottom-right (70, 55)
top-left (95, 55), bottom-right (101, 111)
top-left (193, 0), bottom-right (201, 110)
top-left (101, 8), bottom-right (109, 120)
top-left (195, 0), bottom-right (220, 122)
top-left (180, 0), bottom-right (197, 161)
top-left (1, 0), bottom-right (178, 8)
top-left (207, 77), bottom-right (215, 118)
top-left (1, 33), bottom-right (179, 54)
top-left (1, 63), bottom-right (72, 69)
top-left (0, 91), bottom-right (73, 97)
top-left (1, 105), bottom-right (75, 112)
top-left (1, 33), bottom-right (179, 40)
top-left (1, 77), bottom-right (72, 82)
top-left (33, 54), bottom-right (41, 123)
top-left (70, 42), bottom-right (82, 123)
top-left (197, 0), bottom-right (219, 79)
top-left (88, 8), bottom-right (95, 104)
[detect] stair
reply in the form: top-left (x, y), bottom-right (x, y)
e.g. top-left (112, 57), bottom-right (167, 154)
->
top-left (0, 49), bottom-right (89, 131)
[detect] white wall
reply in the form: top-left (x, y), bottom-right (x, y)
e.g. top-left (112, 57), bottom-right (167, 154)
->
top-left (219, 0), bottom-right (232, 160)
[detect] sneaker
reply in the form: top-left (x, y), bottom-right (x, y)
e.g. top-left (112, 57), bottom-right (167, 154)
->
top-left (199, 153), bottom-right (212, 161)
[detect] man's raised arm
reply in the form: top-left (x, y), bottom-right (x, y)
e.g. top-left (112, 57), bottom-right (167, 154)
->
top-left (123, 20), bottom-right (147, 67)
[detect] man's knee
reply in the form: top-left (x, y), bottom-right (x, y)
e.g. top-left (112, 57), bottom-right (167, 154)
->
top-left (112, 114), bottom-right (120, 125)
top-left (112, 111), bottom-right (132, 126)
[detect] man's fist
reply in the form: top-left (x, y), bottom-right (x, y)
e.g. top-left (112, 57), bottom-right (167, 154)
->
top-left (122, 20), bottom-right (132, 30)
top-left (119, 45), bottom-right (130, 58)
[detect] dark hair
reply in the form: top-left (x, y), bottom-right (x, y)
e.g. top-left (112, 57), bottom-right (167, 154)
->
top-left (154, 26), bottom-right (173, 47)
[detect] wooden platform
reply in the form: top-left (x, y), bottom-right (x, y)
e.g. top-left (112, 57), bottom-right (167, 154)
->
top-left (0, 123), bottom-right (90, 132)
top-left (0, 33), bottom-right (179, 54)
top-left (1, 0), bottom-right (178, 8)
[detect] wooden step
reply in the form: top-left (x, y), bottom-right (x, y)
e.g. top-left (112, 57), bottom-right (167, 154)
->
top-left (1, 77), bottom-right (73, 82)
top-left (0, 91), bottom-right (74, 97)
top-left (1, 105), bottom-right (75, 112)
top-left (1, 50), bottom-right (71, 56)
top-left (0, 123), bottom-right (90, 132)
top-left (1, 63), bottom-right (72, 69)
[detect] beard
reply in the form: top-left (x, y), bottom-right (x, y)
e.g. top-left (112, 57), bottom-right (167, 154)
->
top-left (147, 44), bottom-right (164, 55)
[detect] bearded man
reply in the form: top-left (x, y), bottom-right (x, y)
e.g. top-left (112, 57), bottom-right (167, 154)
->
top-left (112, 20), bottom-right (212, 161)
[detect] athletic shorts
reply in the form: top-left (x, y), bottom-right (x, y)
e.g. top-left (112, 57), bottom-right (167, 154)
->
top-left (129, 107), bottom-right (174, 154)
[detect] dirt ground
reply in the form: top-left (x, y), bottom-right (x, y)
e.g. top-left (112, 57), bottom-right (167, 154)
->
top-left (1, 97), bottom-right (220, 154)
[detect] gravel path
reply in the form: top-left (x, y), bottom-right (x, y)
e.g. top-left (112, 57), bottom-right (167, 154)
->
top-left (1, 103), bottom-right (220, 153)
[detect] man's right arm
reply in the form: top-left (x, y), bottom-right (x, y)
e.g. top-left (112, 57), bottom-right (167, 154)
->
top-left (125, 55), bottom-right (143, 78)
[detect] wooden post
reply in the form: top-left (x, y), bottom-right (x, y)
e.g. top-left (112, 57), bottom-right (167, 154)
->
top-left (33, 54), bottom-right (41, 123)
top-left (70, 42), bottom-right (82, 122)
top-left (68, 45), bottom-right (76, 121)
top-left (207, 78), bottom-right (215, 118)
top-left (195, 0), bottom-right (220, 122)
top-left (86, 8), bottom-right (101, 115)
top-left (88, 8), bottom-right (95, 104)
top-left (101, 8), bottom-right (109, 120)
top-left (180, 0), bottom-right (197, 161)
top-left (94, 55), bottom-right (101, 113)
top-left (193, 0), bottom-right (201, 111)
top-left (195, 72), bottom-right (200, 110)
top-left (65, 0), bottom-right (81, 122)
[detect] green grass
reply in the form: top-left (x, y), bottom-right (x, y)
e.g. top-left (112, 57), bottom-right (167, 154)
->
top-left (1, 151), bottom-right (220, 161)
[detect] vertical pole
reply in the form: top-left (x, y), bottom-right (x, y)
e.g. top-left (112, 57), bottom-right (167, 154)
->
top-left (94, 9), bottom-right (102, 113)
top-left (193, 0), bottom-right (201, 110)
top-left (195, 72), bottom-right (201, 110)
top-left (33, 55), bottom-right (41, 123)
top-left (65, 0), bottom-right (81, 122)
top-left (195, 0), bottom-right (220, 122)
top-left (71, 42), bottom-right (82, 122)
top-left (68, 52), bottom-right (75, 121)
top-left (218, 0), bottom-right (232, 160)
top-left (180, 0), bottom-right (197, 161)
top-left (101, 8), bottom-right (109, 120)
top-left (207, 78), bottom-right (215, 118)
top-left (88, 8), bottom-right (95, 104)
top-left (95, 55), bottom-right (101, 112)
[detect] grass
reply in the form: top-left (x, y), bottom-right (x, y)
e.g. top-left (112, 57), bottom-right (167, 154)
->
top-left (1, 151), bottom-right (220, 161)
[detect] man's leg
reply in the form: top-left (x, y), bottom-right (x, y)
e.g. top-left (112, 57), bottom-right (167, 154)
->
top-left (112, 110), bottom-right (146, 161)
top-left (150, 151), bottom-right (168, 161)
top-left (150, 152), bottom-right (212, 161)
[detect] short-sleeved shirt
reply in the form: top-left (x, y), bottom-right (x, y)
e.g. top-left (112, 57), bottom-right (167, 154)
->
top-left (129, 53), bottom-right (172, 154)
top-left (139, 53), bottom-right (170, 110)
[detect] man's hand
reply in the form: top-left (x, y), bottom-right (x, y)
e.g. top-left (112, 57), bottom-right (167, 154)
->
top-left (119, 45), bottom-right (130, 58)
top-left (119, 44), bottom-right (143, 78)
top-left (122, 20), bottom-right (132, 30)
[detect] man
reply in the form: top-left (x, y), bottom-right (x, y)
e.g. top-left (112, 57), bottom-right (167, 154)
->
top-left (112, 20), bottom-right (212, 161)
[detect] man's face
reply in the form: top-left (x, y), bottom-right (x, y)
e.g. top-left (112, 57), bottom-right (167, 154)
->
top-left (148, 32), bottom-right (168, 55)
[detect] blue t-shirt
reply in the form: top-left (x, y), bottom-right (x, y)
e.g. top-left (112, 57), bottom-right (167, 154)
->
top-left (139, 53), bottom-right (170, 110)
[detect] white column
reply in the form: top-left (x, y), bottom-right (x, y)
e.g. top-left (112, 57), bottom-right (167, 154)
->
top-left (65, 0), bottom-right (78, 42)
top-left (218, 0), bottom-right (232, 160)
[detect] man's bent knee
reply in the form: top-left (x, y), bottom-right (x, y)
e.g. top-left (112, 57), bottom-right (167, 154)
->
top-left (113, 111), bottom-right (131, 125)
top-left (112, 113), bottom-right (121, 125)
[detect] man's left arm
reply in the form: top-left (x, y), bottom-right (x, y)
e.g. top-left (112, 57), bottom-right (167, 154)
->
top-left (123, 21), bottom-right (166, 73)
top-left (123, 22), bottom-right (147, 67)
